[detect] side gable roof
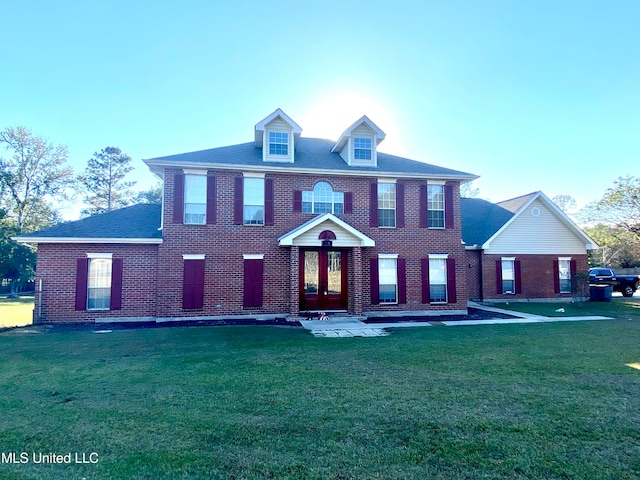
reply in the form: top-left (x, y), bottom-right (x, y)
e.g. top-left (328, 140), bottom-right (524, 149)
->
top-left (14, 204), bottom-right (163, 244)
top-left (144, 137), bottom-right (477, 181)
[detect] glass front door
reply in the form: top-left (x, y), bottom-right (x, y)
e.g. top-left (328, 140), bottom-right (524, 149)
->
top-left (300, 249), bottom-right (347, 311)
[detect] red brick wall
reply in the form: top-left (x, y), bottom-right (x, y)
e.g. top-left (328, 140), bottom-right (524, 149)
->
top-left (481, 253), bottom-right (589, 300)
top-left (158, 169), bottom-right (468, 317)
top-left (34, 243), bottom-right (158, 323)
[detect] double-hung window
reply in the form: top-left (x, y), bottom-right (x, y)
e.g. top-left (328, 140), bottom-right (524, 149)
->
top-left (428, 184), bottom-right (445, 228)
top-left (501, 259), bottom-right (515, 294)
top-left (558, 258), bottom-right (571, 293)
top-left (378, 256), bottom-right (398, 304)
top-left (244, 177), bottom-right (265, 225)
top-left (302, 182), bottom-right (344, 214)
top-left (354, 137), bottom-right (372, 160)
top-left (378, 183), bottom-right (396, 227)
top-left (429, 257), bottom-right (447, 303)
top-left (184, 174), bottom-right (207, 224)
top-left (87, 257), bottom-right (112, 310)
top-left (269, 132), bottom-right (288, 155)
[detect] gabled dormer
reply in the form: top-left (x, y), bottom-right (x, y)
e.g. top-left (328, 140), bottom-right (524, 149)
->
top-left (331, 115), bottom-right (386, 167)
top-left (254, 108), bottom-right (302, 163)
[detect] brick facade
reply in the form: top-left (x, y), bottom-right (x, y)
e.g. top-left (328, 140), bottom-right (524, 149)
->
top-left (465, 251), bottom-right (589, 301)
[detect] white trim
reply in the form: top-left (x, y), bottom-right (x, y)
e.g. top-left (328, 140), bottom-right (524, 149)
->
top-left (378, 253), bottom-right (399, 259)
top-left (144, 160), bottom-right (479, 182)
top-left (242, 171), bottom-right (266, 179)
top-left (428, 180), bottom-right (446, 186)
top-left (182, 168), bottom-right (207, 175)
top-left (87, 253), bottom-right (113, 259)
top-left (501, 256), bottom-right (516, 261)
top-left (278, 213), bottom-right (375, 247)
top-left (243, 254), bottom-right (264, 260)
top-left (12, 237), bottom-right (163, 244)
top-left (558, 256), bottom-right (572, 261)
top-left (377, 178), bottom-right (397, 184)
top-left (182, 254), bottom-right (205, 260)
top-left (428, 253), bottom-right (449, 259)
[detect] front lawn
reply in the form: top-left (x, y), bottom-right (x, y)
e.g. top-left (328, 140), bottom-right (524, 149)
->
top-left (0, 296), bottom-right (34, 328)
top-left (488, 296), bottom-right (640, 320)
top-left (1, 321), bottom-right (639, 479)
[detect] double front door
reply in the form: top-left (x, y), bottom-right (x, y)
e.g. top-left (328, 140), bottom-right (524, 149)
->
top-left (300, 249), bottom-right (348, 311)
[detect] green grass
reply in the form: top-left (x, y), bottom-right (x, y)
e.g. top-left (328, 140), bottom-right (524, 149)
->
top-left (1, 320), bottom-right (639, 479)
top-left (487, 296), bottom-right (640, 320)
top-left (0, 296), bottom-right (34, 328)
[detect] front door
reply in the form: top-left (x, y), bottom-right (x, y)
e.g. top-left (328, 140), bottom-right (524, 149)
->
top-left (300, 249), bottom-right (348, 311)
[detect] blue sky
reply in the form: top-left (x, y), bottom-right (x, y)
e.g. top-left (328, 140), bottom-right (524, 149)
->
top-left (1, 1), bottom-right (638, 218)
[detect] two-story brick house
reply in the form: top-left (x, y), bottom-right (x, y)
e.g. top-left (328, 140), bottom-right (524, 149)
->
top-left (17, 109), bottom-right (479, 323)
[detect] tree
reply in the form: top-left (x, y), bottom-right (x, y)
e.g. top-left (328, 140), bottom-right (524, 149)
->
top-left (79, 147), bottom-right (137, 216)
top-left (551, 194), bottom-right (577, 214)
top-left (584, 223), bottom-right (640, 268)
top-left (0, 126), bottom-right (74, 232)
top-left (133, 180), bottom-right (162, 204)
top-left (460, 181), bottom-right (480, 198)
top-left (588, 176), bottom-right (640, 238)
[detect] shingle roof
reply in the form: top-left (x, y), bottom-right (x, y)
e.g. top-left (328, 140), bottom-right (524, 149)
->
top-left (461, 198), bottom-right (514, 247)
top-left (496, 192), bottom-right (539, 213)
top-left (144, 137), bottom-right (477, 179)
top-left (15, 204), bottom-right (162, 242)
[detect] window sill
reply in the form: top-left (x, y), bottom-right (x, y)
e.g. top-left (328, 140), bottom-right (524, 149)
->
top-left (87, 308), bottom-right (110, 312)
top-left (243, 223), bottom-right (265, 227)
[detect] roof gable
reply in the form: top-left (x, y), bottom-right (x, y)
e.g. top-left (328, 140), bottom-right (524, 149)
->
top-left (278, 213), bottom-right (375, 247)
top-left (254, 108), bottom-right (302, 147)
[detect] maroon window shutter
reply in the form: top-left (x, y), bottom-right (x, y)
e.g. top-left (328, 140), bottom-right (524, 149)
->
top-left (173, 173), bottom-right (184, 224)
top-left (293, 190), bottom-right (302, 212)
top-left (369, 183), bottom-right (378, 227)
top-left (496, 260), bottom-right (503, 294)
top-left (397, 258), bottom-right (407, 304)
top-left (553, 260), bottom-right (560, 293)
top-left (420, 184), bottom-right (428, 228)
top-left (570, 260), bottom-right (577, 279)
top-left (396, 183), bottom-right (405, 228)
top-left (183, 259), bottom-right (205, 309)
top-left (370, 257), bottom-right (379, 305)
top-left (243, 258), bottom-right (264, 307)
top-left (445, 184), bottom-right (454, 229)
top-left (264, 178), bottom-right (274, 226)
top-left (344, 192), bottom-right (353, 214)
top-left (446, 258), bottom-right (457, 304)
top-left (110, 258), bottom-right (123, 310)
top-left (206, 173), bottom-right (217, 225)
top-left (75, 258), bottom-right (89, 311)
top-left (514, 260), bottom-right (522, 294)
top-left (234, 177), bottom-right (244, 225)
top-left (421, 258), bottom-right (430, 304)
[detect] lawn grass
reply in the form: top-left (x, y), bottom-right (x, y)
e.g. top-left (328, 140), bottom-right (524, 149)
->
top-left (1, 320), bottom-right (639, 479)
top-left (487, 295), bottom-right (640, 320)
top-left (0, 296), bottom-right (34, 328)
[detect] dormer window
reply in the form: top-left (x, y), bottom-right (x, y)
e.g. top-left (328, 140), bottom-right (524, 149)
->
top-left (269, 132), bottom-right (289, 155)
top-left (354, 138), bottom-right (372, 160)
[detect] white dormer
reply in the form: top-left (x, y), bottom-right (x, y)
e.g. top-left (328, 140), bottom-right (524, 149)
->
top-left (254, 108), bottom-right (302, 163)
top-left (331, 115), bottom-right (386, 167)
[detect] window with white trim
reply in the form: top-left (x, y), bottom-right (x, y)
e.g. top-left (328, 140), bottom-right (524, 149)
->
top-left (88, 258), bottom-right (112, 310)
top-left (268, 132), bottom-right (288, 155)
top-left (379, 256), bottom-right (398, 304)
top-left (429, 258), bottom-right (447, 303)
top-left (378, 183), bottom-right (396, 228)
top-left (502, 259), bottom-right (515, 294)
top-left (184, 174), bottom-right (206, 224)
top-left (428, 184), bottom-right (445, 228)
top-left (302, 182), bottom-right (344, 214)
top-left (559, 258), bottom-right (571, 293)
top-left (244, 177), bottom-right (265, 225)
top-left (354, 137), bottom-right (372, 160)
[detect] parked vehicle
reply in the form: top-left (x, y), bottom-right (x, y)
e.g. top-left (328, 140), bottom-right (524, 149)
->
top-left (588, 268), bottom-right (640, 297)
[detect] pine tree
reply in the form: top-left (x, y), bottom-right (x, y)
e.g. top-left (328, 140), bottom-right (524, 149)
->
top-left (79, 147), bottom-right (136, 216)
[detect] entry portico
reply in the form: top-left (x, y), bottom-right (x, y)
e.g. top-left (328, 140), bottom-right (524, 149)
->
top-left (278, 213), bottom-right (375, 317)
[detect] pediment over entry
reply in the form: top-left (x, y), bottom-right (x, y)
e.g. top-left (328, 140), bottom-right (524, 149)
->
top-left (278, 213), bottom-right (375, 247)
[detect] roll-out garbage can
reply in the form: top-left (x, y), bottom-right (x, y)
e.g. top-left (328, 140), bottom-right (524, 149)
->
top-left (589, 284), bottom-right (613, 302)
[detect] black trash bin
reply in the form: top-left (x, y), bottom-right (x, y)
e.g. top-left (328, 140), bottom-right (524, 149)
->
top-left (590, 284), bottom-right (613, 302)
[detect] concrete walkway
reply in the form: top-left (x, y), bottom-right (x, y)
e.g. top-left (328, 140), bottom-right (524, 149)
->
top-left (300, 304), bottom-right (613, 338)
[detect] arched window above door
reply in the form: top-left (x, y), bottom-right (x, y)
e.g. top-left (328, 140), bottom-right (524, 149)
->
top-left (302, 182), bottom-right (344, 214)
